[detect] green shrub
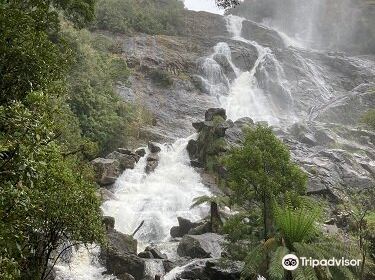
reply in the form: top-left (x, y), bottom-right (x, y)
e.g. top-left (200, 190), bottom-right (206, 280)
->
top-left (361, 109), bottom-right (375, 130)
top-left (63, 26), bottom-right (134, 155)
top-left (149, 69), bottom-right (173, 87)
top-left (94, 0), bottom-right (184, 35)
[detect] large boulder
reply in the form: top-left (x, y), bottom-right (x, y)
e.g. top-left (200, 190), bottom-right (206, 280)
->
top-left (170, 217), bottom-right (201, 238)
top-left (241, 20), bottom-right (285, 49)
top-left (91, 158), bottom-right (120, 186)
top-left (177, 233), bottom-right (225, 258)
top-left (101, 249), bottom-right (145, 280)
top-left (107, 151), bottom-right (138, 171)
top-left (172, 259), bottom-right (243, 280)
top-left (100, 228), bottom-right (144, 280)
top-left (106, 229), bottom-right (137, 255)
top-left (205, 108), bottom-right (227, 121)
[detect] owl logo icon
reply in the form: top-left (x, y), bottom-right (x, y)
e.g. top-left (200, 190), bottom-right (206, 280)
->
top-left (282, 254), bottom-right (299, 271)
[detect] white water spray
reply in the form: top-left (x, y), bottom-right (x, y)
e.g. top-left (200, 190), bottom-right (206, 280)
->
top-left (103, 137), bottom-right (210, 248)
top-left (55, 137), bottom-right (211, 279)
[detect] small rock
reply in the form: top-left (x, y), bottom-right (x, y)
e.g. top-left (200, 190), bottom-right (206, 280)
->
top-left (135, 148), bottom-right (146, 157)
top-left (192, 121), bottom-right (205, 131)
top-left (187, 139), bottom-right (198, 158)
top-left (138, 251), bottom-right (154, 259)
top-left (145, 246), bottom-right (167, 259)
top-left (163, 260), bottom-right (176, 273)
top-left (145, 154), bottom-right (159, 174)
top-left (205, 108), bottom-right (227, 121)
top-left (117, 273), bottom-right (135, 280)
top-left (148, 142), bottom-right (161, 153)
top-left (103, 216), bottom-right (115, 231)
top-left (170, 226), bottom-right (181, 238)
top-left (98, 188), bottom-right (117, 202)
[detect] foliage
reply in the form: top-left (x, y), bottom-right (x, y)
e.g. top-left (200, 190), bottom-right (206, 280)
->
top-left (63, 26), bottom-right (136, 155)
top-left (242, 206), bottom-right (360, 280)
top-left (0, 93), bottom-right (104, 279)
top-left (0, 0), bottom-right (107, 278)
top-left (223, 125), bottom-right (307, 239)
top-left (0, 7), bottom-right (67, 103)
top-left (149, 69), bottom-right (173, 88)
top-left (215, 0), bottom-right (240, 8)
top-left (360, 109), bottom-right (375, 130)
top-left (94, 0), bottom-right (184, 35)
top-left (346, 188), bottom-right (375, 279)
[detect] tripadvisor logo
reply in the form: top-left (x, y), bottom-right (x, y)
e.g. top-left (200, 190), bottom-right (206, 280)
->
top-left (282, 254), bottom-right (361, 271)
top-left (282, 254), bottom-right (299, 271)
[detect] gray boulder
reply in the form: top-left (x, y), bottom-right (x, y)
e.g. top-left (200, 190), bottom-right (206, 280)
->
top-left (173, 259), bottom-right (243, 280)
top-left (205, 108), bottom-right (227, 121)
top-left (100, 228), bottom-right (143, 280)
top-left (138, 251), bottom-right (154, 259)
top-left (135, 148), bottom-right (146, 157)
top-left (177, 233), bottom-right (225, 258)
top-left (148, 142), bottom-right (161, 153)
top-left (91, 158), bottom-right (120, 186)
top-left (145, 246), bottom-right (167, 259)
top-left (98, 188), bottom-right (117, 202)
top-left (106, 151), bottom-right (138, 171)
top-left (170, 217), bottom-right (201, 238)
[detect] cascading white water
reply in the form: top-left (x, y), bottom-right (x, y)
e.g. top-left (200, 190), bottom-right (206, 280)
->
top-left (218, 15), bottom-right (284, 124)
top-left (103, 137), bottom-right (210, 248)
top-left (198, 15), bottom-right (301, 125)
top-left (55, 137), bottom-right (211, 279)
top-left (55, 247), bottom-right (115, 280)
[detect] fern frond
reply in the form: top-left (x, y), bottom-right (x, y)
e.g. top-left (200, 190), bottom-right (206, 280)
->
top-left (293, 266), bottom-right (318, 280)
top-left (190, 195), bottom-right (230, 209)
top-left (268, 246), bottom-right (288, 280)
top-left (242, 244), bottom-right (267, 278)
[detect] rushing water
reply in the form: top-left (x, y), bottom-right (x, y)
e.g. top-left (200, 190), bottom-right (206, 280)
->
top-left (102, 137), bottom-right (210, 248)
top-left (56, 137), bottom-right (210, 279)
top-left (55, 6), bottom-right (350, 280)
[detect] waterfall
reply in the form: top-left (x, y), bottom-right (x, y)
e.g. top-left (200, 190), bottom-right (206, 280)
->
top-left (55, 137), bottom-right (210, 279)
top-left (103, 137), bottom-right (210, 248)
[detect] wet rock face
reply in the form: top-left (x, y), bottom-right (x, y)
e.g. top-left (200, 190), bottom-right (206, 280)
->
top-left (100, 218), bottom-right (144, 280)
top-left (91, 158), bottom-right (120, 186)
top-left (188, 108), bottom-right (232, 173)
top-left (170, 259), bottom-right (243, 280)
top-left (170, 217), bottom-right (203, 238)
top-left (241, 19), bottom-right (285, 48)
top-left (177, 233), bottom-right (225, 258)
top-left (107, 151), bottom-right (139, 171)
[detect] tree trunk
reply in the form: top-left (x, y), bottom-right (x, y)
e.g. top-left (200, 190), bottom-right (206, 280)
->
top-left (210, 201), bottom-right (222, 233)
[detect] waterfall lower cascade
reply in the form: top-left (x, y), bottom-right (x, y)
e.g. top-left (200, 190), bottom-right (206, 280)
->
top-left (102, 138), bottom-right (210, 248)
top-left (55, 137), bottom-right (210, 279)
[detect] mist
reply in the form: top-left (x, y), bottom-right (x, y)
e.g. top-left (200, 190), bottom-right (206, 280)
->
top-left (229, 0), bottom-right (375, 54)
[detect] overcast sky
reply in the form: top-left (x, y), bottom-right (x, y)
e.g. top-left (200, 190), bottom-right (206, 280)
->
top-left (183, 0), bottom-right (224, 15)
